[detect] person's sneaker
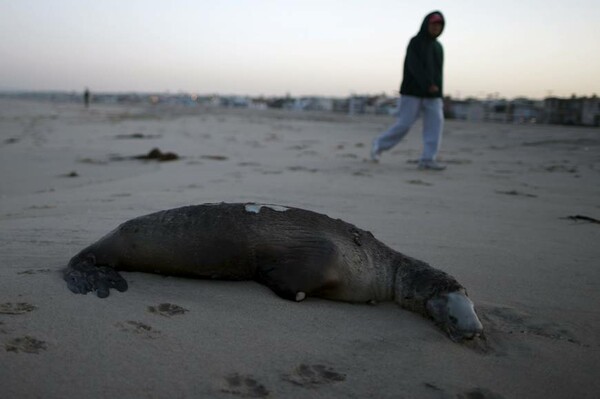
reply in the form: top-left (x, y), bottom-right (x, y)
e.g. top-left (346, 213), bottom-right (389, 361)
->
top-left (370, 140), bottom-right (381, 162)
top-left (418, 160), bottom-right (446, 171)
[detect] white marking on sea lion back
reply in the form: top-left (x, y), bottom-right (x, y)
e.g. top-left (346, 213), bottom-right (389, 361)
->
top-left (244, 203), bottom-right (290, 214)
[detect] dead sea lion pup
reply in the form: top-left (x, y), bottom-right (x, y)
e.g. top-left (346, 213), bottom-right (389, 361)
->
top-left (64, 203), bottom-right (483, 341)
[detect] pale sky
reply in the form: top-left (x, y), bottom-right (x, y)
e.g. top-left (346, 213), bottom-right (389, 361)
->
top-left (1, 0), bottom-right (599, 99)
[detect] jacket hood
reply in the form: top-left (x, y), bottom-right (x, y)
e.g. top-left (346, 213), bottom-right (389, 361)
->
top-left (418, 11), bottom-right (445, 39)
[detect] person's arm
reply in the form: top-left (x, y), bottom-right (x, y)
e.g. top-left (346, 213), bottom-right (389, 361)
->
top-left (404, 38), bottom-right (432, 94)
top-left (430, 44), bottom-right (443, 94)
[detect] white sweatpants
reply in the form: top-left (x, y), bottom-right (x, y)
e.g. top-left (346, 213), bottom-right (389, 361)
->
top-left (374, 95), bottom-right (444, 161)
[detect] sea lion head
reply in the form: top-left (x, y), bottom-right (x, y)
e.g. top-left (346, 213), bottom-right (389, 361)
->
top-left (426, 290), bottom-right (483, 341)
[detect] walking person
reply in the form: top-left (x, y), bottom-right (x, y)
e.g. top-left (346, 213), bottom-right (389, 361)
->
top-left (83, 88), bottom-right (90, 108)
top-left (371, 11), bottom-right (446, 170)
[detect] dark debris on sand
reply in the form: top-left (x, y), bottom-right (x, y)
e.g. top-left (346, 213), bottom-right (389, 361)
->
top-left (561, 215), bottom-right (600, 224)
top-left (135, 148), bottom-right (180, 162)
top-left (115, 133), bottom-right (162, 140)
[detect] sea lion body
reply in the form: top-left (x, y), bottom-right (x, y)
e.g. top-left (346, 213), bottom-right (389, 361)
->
top-left (65, 203), bottom-right (483, 341)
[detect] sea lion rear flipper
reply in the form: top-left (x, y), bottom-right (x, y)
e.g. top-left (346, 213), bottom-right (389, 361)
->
top-left (64, 254), bottom-right (128, 298)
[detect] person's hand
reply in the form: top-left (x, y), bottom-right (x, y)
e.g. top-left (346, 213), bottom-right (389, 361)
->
top-left (428, 85), bottom-right (439, 93)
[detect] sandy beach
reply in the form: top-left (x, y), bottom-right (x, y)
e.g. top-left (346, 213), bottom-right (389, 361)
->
top-left (1, 98), bottom-right (599, 398)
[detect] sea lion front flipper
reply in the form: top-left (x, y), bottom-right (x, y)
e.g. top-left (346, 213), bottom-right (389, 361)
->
top-left (255, 263), bottom-right (299, 301)
top-left (254, 237), bottom-right (338, 302)
top-left (64, 255), bottom-right (128, 298)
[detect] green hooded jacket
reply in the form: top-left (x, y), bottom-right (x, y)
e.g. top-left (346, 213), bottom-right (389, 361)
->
top-left (399, 11), bottom-right (445, 98)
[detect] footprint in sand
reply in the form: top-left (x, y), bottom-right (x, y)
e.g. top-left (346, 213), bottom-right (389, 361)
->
top-left (77, 157), bottom-right (108, 165)
top-left (115, 133), bottom-right (161, 139)
top-left (443, 158), bottom-right (473, 165)
top-left (238, 162), bottom-right (261, 167)
top-left (244, 140), bottom-right (264, 148)
top-left (264, 133), bottom-right (280, 142)
top-left (337, 153), bottom-right (358, 159)
top-left (286, 144), bottom-right (310, 151)
top-left (298, 150), bottom-right (318, 157)
top-left (61, 171), bottom-right (79, 178)
top-left (260, 170), bottom-right (283, 175)
top-left (353, 169), bottom-right (372, 177)
top-left (5, 336), bottom-right (47, 354)
top-left (0, 302), bottom-right (36, 315)
top-left (425, 383), bottom-right (504, 399)
top-left (495, 189), bottom-right (538, 198)
top-left (457, 387), bottom-right (505, 399)
top-left (148, 303), bottom-right (189, 317)
top-left (115, 321), bottom-right (161, 339)
top-left (480, 305), bottom-right (582, 345)
top-left (221, 373), bottom-right (269, 398)
top-left (17, 269), bottom-right (52, 275)
top-left (282, 364), bottom-right (346, 388)
top-left (287, 166), bottom-right (319, 173)
top-left (407, 179), bottom-right (433, 186)
top-left (543, 164), bottom-right (578, 174)
top-left (201, 155), bottom-right (229, 161)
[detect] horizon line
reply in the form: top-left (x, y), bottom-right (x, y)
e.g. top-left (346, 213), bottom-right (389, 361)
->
top-left (2, 89), bottom-right (599, 102)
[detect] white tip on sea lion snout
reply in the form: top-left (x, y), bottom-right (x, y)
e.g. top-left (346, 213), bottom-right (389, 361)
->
top-left (295, 292), bottom-right (306, 302)
top-left (446, 292), bottom-right (483, 338)
top-left (245, 203), bottom-right (290, 214)
top-left (427, 291), bottom-right (484, 341)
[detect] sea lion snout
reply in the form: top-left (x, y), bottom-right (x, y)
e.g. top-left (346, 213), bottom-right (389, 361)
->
top-left (426, 291), bottom-right (483, 341)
